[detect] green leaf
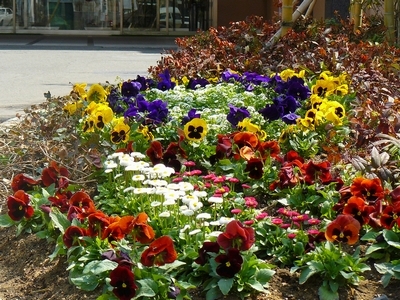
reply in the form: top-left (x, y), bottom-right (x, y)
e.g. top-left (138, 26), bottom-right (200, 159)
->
top-left (0, 214), bottom-right (15, 227)
top-left (136, 278), bottom-right (158, 297)
top-left (218, 278), bottom-right (234, 295)
top-left (248, 279), bottom-right (267, 292)
top-left (49, 210), bottom-right (71, 234)
top-left (365, 242), bottom-right (387, 255)
top-left (299, 267), bottom-right (319, 284)
top-left (383, 229), bottom-right (400, 242)
top-left (381, 272), bottom-right (393, 288)
top-left (256, 268), bottom-right (275, 284)
top-left (206, 286), bottom-right (222, 300)
top-left (69, 274), bottom-right (100, 291)
top-left (374, 262), bottom-right (390, 274)
top-left (318, 284), bottom-right (339, 300)
top-left (83, 260), bottom-right (118, 275)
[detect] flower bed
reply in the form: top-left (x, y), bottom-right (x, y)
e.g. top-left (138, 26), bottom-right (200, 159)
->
top-left (1, 16), bottom-right (400, 300)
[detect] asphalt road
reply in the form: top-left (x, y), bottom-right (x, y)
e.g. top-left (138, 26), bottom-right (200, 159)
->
top-left (0, 34), bottom-right (178, 123)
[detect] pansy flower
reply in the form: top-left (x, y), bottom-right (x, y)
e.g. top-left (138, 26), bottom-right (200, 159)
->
top-left (41, 160), bottom-right (69, 188)
top-left (188, 77), bottom-right (209, 90)
top-left (217, 220), bottom-right (255, 251)
top-left (7, 190), bottom-right (34, 221)
top-left (215, 248), bottom-right (243, 278)
top-left (11, 173), bottom-right (40, 192)
top-left (141, 235), bottom-right (177, 266)
top-left (350, 177), bottom-right (384, 204)
top-left (184, 118), bottom-right (207, 142)
top-left (325, 214), bottom-right (361, 245)
top-left (157, 69), bottom-right (176, 91)
top-left (131, 212), bottom-right (155, 244)
top-left (380, 201), bottom-right (400, 230)
top-left (87, 83), bottom-right (107, 102)
top-left (102, 215), bottom-right (135, 242)
top-left (63, 225), bottom-right (88, 248)
top-left (146, 99), bottom-right (169, 124)
top-left (181, 108), bottom-right (201, 126)
top-left (110, 265), bottom-right (138, 300)
top-left (121, 80), bottom-right (142, 98)
top-left (195, 241), bottom-right (220, 265)
top-left (245, 158), bottom-right (264, 180)
top-left (110, 118), bottom-right (130, 144)
top-left (342, 196), bottom-right (376, 226)
top-left (226, 104), bottom-right (251, 127)
top-left (303, 160), bottom-right (332, 185)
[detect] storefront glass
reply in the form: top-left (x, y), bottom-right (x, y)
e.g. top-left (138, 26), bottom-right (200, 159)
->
top-left (0, 0), bottom-right (209, 33)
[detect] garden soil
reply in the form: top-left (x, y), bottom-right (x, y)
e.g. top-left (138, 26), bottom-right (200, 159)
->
top-left (0, 224), bottom-right (399, 300)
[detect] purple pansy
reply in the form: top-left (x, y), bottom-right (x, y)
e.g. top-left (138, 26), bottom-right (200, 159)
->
top-left (226, 104), bottom-right (251, 127)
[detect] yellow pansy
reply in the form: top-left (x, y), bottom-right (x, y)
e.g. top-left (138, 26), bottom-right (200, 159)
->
top-left (87, 83), bottom-right (107, 102)
top-left (110, 118), bottom-right (130, 144)
top-left (63, 100), bottom-right (83, 116)
top-left (93, 105), bottom-right (114, 129)
top-left (72, 83), bottom-right (87, 99)
top-left (184, 118), bottom-right (208, 142)
top-left (137, 125), bottom-right (154, 141)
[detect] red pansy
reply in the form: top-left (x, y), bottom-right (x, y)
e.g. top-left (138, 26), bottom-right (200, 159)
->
top-left (303, 160), bottom-right (332, 185)
top-left (325, 214), bottom-right (361, 245)
top-left (7, 190), bottom-right (34, 221)
top-left (217, 220), bottom-right (255, 251)
top-left (350, 177), bottom-right (384, 204)
top-left (140, 235), bottom-right (177, 266)
top-left (145, 140), bottom-right (163, 165)
top-left (102, 215), bottom-right (135, 242)
top-left (131, 212), bottom-right (155, 244)
top-left (11, 173), bottom-right (40, 192)
top-left (41, 160), bottom-right (69, 188)
top-left (342, 196), bottom-right (376, 226)
top-left (110, 265), bottom-right (138, 300)
top-left (195, 241), bottom-right (220, 265)
top-left (244, 158), bottom-right (264, 180)
top-left (215, 248), bottom-right (243, 278)
top-left (63, 225), bottom-right (88, 248)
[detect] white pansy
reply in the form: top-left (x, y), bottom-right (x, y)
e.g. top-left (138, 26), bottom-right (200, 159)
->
top-left (178, 181), bottom-right (195, 192)
top-left (181, 209), bottom-right (194, 216)
top-left (166, 183), bottom-right (180, 190)
top-left (208, 196), bottom-right (223, 204)
top-left (132, 174), bottom-right (145, 181)
top-left (145, 179), bottom-right (168, 187)
top-left (219, 216), bottom-right (235, 225)
top-left (104, 160), bottom-right (118, 170)
top-left (130, 152), bottom-right (146, 159)
top-left (151, 201), bottom-right (162, 207)
top-left (119, 153), bottom-right (133, 167)
top-left (208, 231), bottom-right (223, 238)
top-left (159, 211), bottom-right (171, 218)
top-left (188, 198), bottom-right (203, 211)
top-left (163, 199), bottom-right (176, 206)
top-left (193, 190), bottom-right (208, 198)
top-left (196, 213), bottom-right (211, 220)
top-left (123, 187), bottom-right (135, 193)
top-left (189, 229), bottom-right (201, 236)
top-left (181, 194), bottom-right (198, 205)
top-left (180, 224), bottom-right (191, 233)
top-left (125, 162), bottom-right (143, 171)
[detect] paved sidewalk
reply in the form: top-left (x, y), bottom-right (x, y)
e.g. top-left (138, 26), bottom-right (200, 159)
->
top-left (0, 34), bottom-right (179, 123)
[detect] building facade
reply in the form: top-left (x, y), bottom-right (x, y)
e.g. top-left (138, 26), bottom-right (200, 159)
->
top-left (0, 0), bottom-right (351, 35)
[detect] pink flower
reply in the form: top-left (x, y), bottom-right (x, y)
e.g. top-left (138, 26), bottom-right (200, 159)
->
top-left (244, 197), bottom-right (258, 208)
top-left (231, 208), bottom-right (242, 215)
top-left (244, 220), bottom-right (254, 226)
top-left (228, 177), bottom-right (239, 183)
top-left (271, 218), bottom-right (283, 225)
top-left (307, 218), bottom-right (321, 225)
top-left (287, 233), bottom-right (296, 239)
top-left (242, 184), bottom-right (251, 189)
top-left (255, 212), bottom-right (268, 220)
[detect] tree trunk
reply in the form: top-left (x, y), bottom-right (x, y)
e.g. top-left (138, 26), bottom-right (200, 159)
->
top-left (281, 0), bottom-right (293, 36)
top-left (384, 0), bottom-right (396, 44)
top-left (352, 0), bottom-right (363, 32)
top-left (265, 0), bottom-right (315, 49)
